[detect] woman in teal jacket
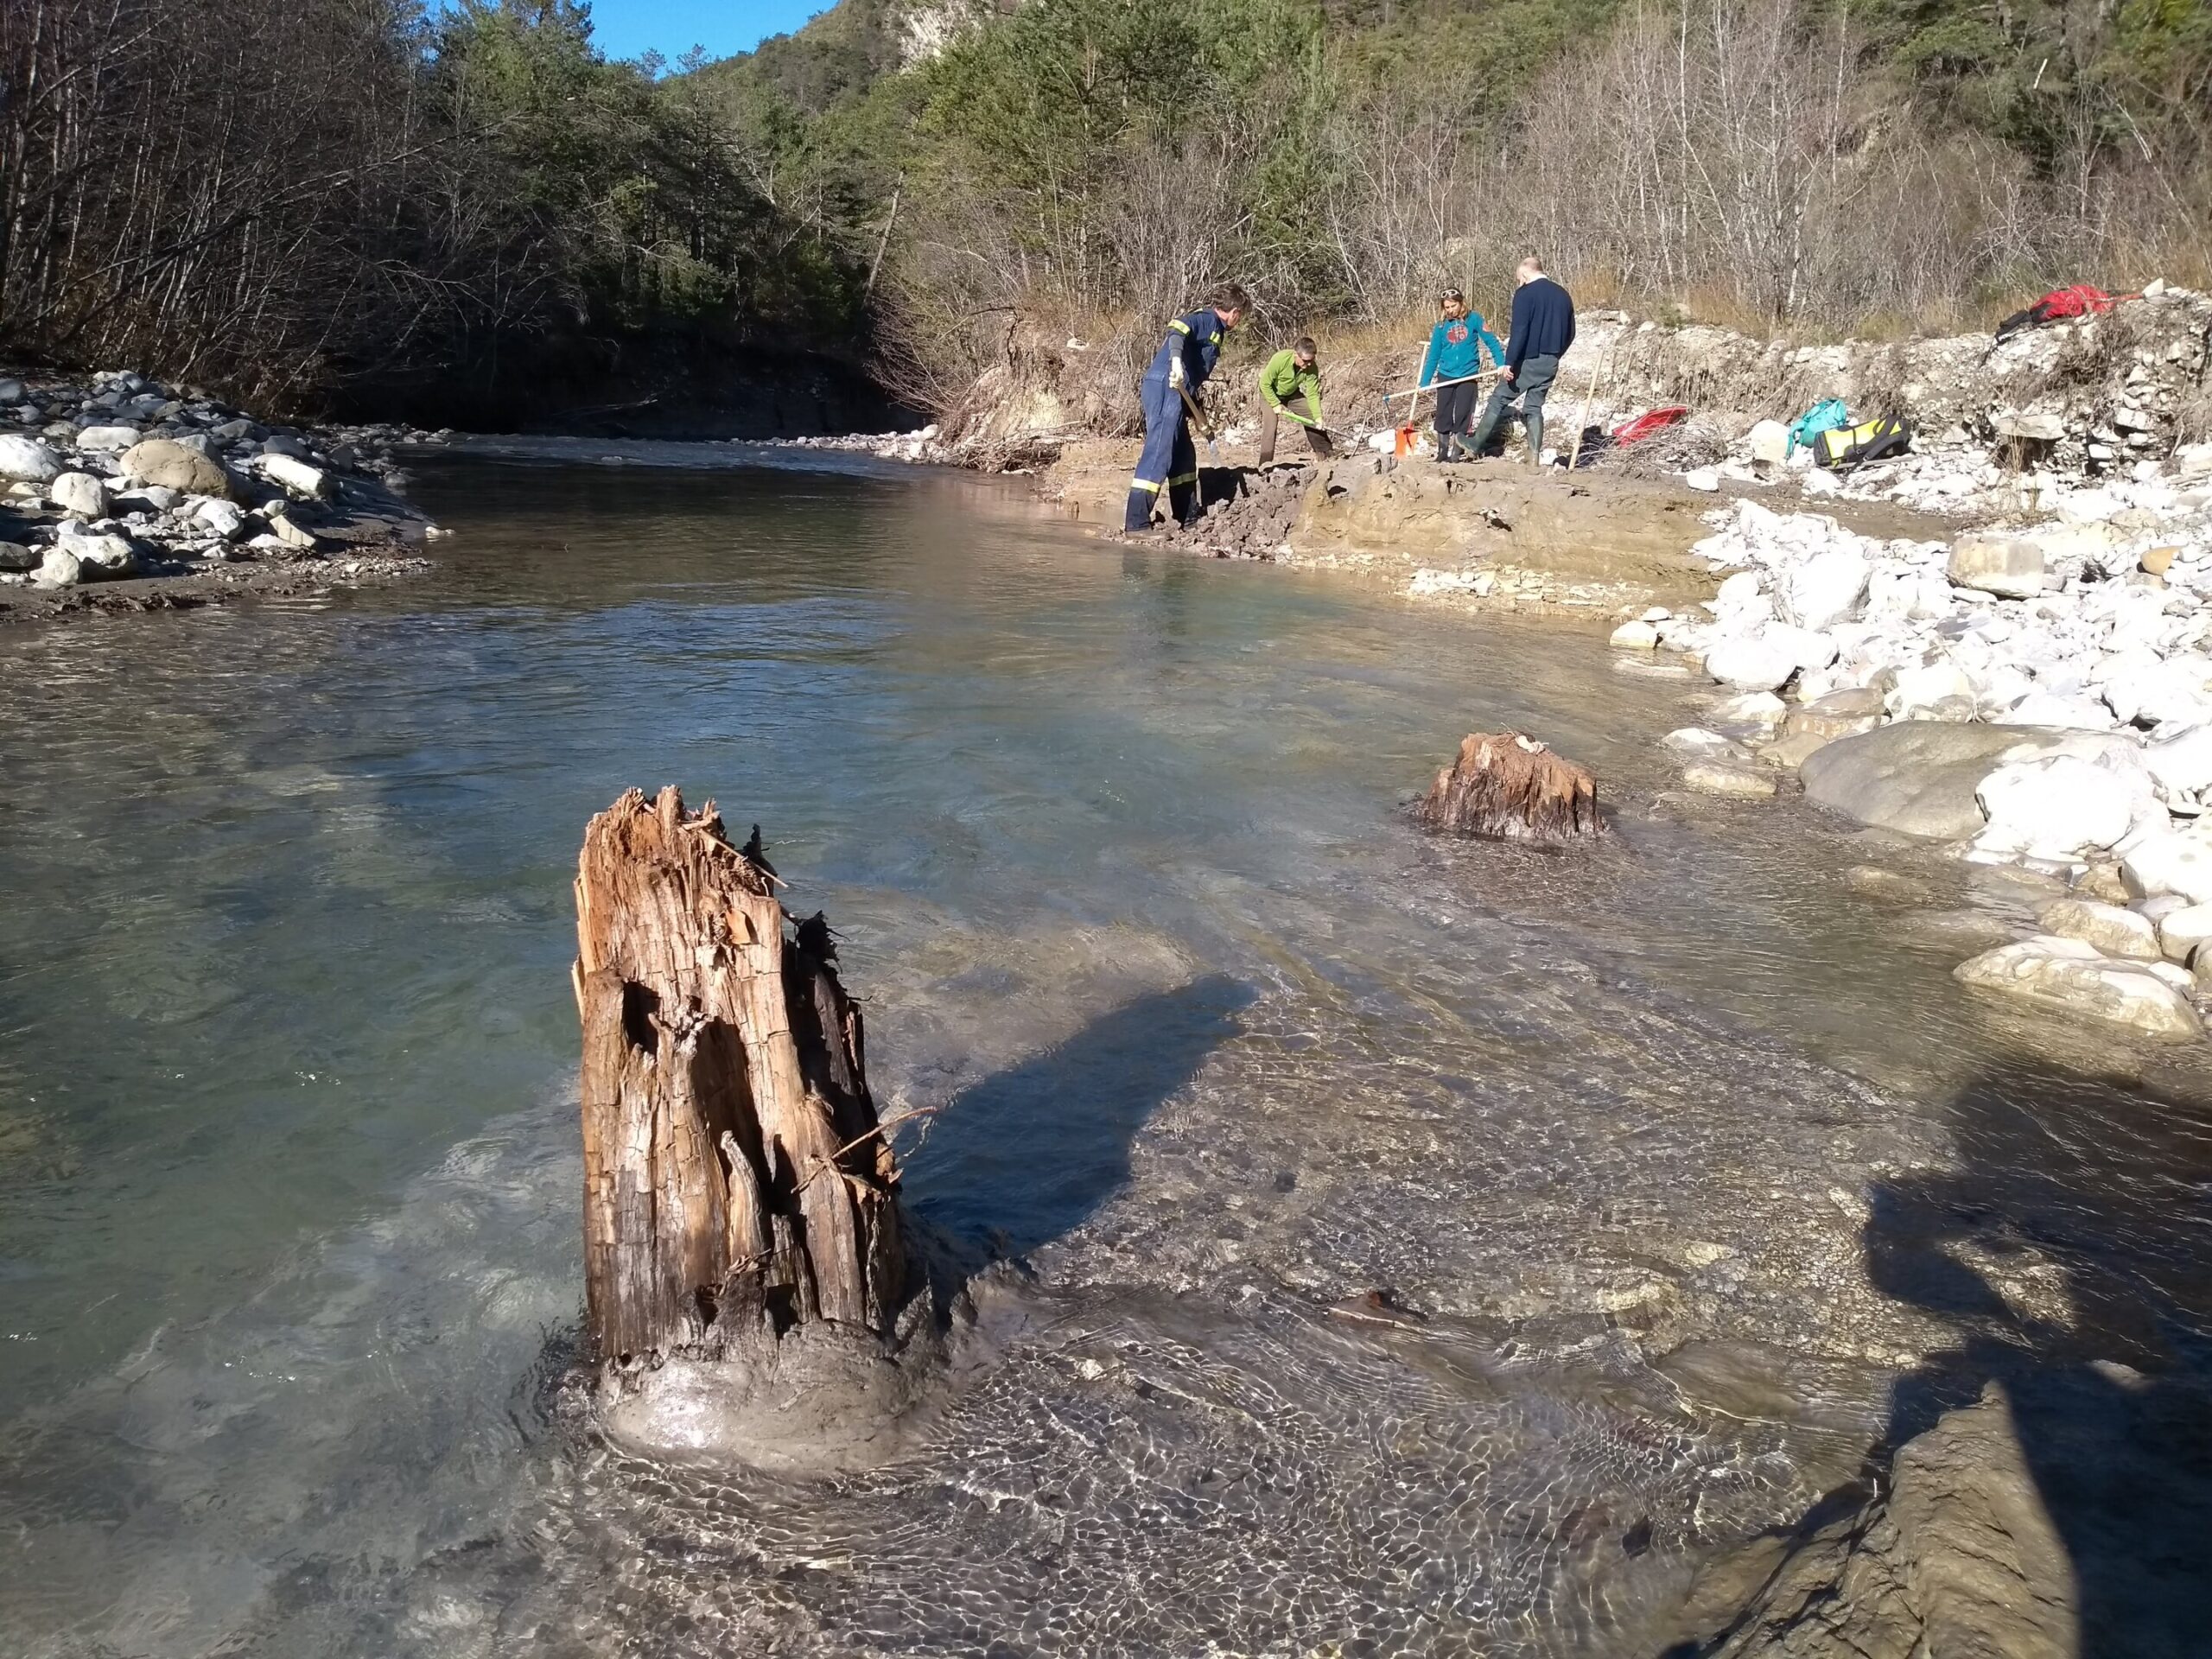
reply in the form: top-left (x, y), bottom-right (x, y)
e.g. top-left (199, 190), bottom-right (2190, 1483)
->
top-left (1417, 287), bottom-right (1505, 461)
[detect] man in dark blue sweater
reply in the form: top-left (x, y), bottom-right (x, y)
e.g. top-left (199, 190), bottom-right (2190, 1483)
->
top-left (1468, 257), bottom-right (1575, 465)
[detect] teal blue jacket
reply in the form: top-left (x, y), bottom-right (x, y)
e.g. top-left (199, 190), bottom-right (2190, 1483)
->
top-left (1418, 314), bottom-right (1505, 385)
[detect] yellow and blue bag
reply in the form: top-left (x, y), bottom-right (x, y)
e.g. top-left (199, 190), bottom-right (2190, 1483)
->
top-left (1815, 416), bottom-right (1912, 470)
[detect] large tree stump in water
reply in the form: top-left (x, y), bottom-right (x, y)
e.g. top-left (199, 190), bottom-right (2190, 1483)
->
top-left (1415, 732), bottom-right (1603, 842)
top-left (573, 786), bottom-right (903, 1368)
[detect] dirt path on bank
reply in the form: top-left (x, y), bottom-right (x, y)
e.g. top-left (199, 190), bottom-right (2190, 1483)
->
top-left (1030, 435), bottom-right (1962, 620)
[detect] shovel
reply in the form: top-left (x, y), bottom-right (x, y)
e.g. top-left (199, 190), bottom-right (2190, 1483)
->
top-left (1176, 385), bottom-right (1219, 515)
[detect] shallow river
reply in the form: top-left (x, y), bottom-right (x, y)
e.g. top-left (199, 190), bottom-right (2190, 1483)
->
top-left (5, 446), bottom-right (2212, 1656)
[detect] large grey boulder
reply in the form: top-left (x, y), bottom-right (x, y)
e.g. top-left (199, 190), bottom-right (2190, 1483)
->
top-left (119, 436), bottom-right (235, 499)
top-left (1801, 722), bottom-right (2084, 839)
top-left (0, 541), bottom-right (38, 571)
top-left (0, 435), bottom-right (63, 483)
top-left (74, 423), bottom-right (141, 451)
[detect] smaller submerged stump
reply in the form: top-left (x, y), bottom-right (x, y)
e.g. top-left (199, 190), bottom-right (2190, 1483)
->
top-left (1415, 732), bottom-right (1603, 842)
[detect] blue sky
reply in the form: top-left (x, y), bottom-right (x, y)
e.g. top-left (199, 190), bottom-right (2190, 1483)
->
top-left (586, 0), bottom-right (832, 65)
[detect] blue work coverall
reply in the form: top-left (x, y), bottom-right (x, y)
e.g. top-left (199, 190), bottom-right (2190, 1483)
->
top-left (1126, 308), bottom-right (1228, 531)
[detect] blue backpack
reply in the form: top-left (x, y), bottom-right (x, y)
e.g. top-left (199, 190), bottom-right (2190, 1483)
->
top-left (1788, 398), bottom-right (1850, 457)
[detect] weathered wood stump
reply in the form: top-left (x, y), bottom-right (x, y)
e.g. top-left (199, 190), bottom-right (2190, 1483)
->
top-left (1414, 732), bottom-right (1603, 842)
top-left (573, 786), bottom-right (904, 1370)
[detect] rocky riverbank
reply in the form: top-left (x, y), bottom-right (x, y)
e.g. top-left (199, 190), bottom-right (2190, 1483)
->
top-left (1624, 448), bottom-right (2212, 1043)
top-left (0, 371), bottom-right (436, 622)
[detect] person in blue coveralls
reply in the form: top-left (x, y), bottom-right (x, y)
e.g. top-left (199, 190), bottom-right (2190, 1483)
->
top-left (1125, 284), bottom-right (1249, 532)
top-left (1417, 286), bottom-right (1506, 462)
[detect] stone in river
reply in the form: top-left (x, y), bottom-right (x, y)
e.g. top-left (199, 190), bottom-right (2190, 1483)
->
top-left (1802, 722), bottom-right (2071, 840)
top-left (2156, 902), bottom-right (2212, 963)
top-left (75, 423), bottom-right (142, 450)
top-left (120, 436), bottom-right (235, 499)
top-left (47, 470), bottom-right (108, 518)
top-left (1610, 618), bottom-right (1661, 650)
top-left (2036, 898), bottom-right (2160, 959)
top-left (1712, 690), bottom-right (1787, 731)
top-left (1954, 935), bottom-right (2202, 1041)
top-left (1764, 728), bottom-right (1838, 770)
top-left (1785, 689), bottom-right (1884, 744)
top-left (1705, 634), bottom-right (1798, 693)
top-left (1663, 727), bottom-right (1754, 762)
top-left (1681, 761), bottom-right (1779, 798)
top-left (0, 541), bottom-right (38, 571)
top-left (0, 435), bottom-right (62, 483)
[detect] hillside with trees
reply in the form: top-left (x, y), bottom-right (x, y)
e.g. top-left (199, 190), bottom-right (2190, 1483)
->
top-left (3, 0), bottom-right (2205, 423)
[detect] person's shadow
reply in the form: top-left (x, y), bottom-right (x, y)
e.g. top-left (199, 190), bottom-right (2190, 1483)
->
top-left (900, 974), bottom-right (1255, 1257)
top-left (1857, 1061), bottom-right (2212, 1656)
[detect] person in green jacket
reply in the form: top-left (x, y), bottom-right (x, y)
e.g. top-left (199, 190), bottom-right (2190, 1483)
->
top-left (1257, 337), bottom-right (1333, 463)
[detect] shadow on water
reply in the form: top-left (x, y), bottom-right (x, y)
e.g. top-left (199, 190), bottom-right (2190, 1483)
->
top-left (1861, 1061), bottom-right (2212, 1656)
top-left (903, 974), bottom-right (1256, 1255)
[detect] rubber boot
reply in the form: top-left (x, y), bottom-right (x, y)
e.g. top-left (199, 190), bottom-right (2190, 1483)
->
top-left (1466, 408), bottom-right (1501, 460)
top-left (1124, 488), bottom-right (1157, 532)
top-left (1524, 408), bottom-right (1544, 465)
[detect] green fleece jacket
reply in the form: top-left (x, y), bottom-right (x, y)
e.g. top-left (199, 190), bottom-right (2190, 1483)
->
top-left (1259, 349), bottom-right (1324, 424)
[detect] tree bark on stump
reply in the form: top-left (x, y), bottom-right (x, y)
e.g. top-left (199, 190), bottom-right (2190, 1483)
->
top-left (1415, 732), bottom-right (1603, 842)
top-left (573, 786), bottom-right (903, 1369)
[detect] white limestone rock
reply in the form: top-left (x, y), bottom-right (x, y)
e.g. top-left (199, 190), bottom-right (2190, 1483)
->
top-left (256, 453), bottom-right (329, 500)
top-left (47, 471), bottom-right (108, 518)
top-left (2155, 903), bottom-right (2212, 963)
top-left (1681, 761), bottom-right (1780, 798)
top-left (1706, 634), bottom-right (1799, 693)
top-left (1786, 549), bottom-right (1872, 632)
top-left (1954, 935), bottom-right (2203, 1041)
top-left (32, 547), bottom-right (82, 588)
top-left (2121, 825), bottom-right (2212, 905)
top-left (0, 435), bottom-right (62, 483)
top-left (1974, 752), bottom-right (2155, 861)
top-left (1712, 690), bottom-right (1788, 730)
top-left (2035, 899), bottom-right (2161, 960)
top-left (1889, 661), bottom-right (1979, 719)
top-left (1610, 619), bottom-right (1661, 650)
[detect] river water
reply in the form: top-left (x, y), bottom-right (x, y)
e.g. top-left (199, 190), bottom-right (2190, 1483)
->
top-left (5, 445), bottom-right (2212, 1656)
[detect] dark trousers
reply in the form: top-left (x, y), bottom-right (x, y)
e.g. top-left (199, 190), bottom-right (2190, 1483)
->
top-left (1469, 353), bottom-right (1560, 461)
top-left (1433, 380), bottom-right (1480, 451)
top-left (1258, 396), bottom-right (1334, 463)
top-left (1124, 376), bottom-right (1198, 531)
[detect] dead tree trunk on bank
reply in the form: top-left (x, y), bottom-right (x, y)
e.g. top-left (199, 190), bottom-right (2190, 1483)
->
top-left (573, 786), bottom-right (903, 1369)
top-left (1415, 732), bottom-right (1604, 842)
